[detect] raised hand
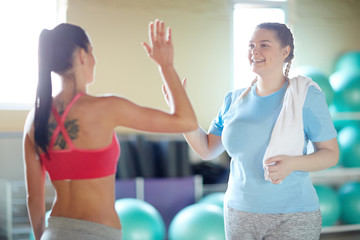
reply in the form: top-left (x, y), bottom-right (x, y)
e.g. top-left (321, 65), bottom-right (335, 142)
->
top-left (142, 19), bottom-right (173, 68)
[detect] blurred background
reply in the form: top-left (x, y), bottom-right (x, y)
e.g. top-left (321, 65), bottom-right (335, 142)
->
top-left (0, 0), bottom-right (359, 239)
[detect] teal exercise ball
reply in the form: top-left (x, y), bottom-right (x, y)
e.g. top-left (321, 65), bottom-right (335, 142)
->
top-left (198, 192), bottom-right (225, 209)
top-left (314, 185), bottom-right (341, 227)
top-left (338, 182), bottom-right (360, 224)
top-left (335, 51), bottom-right (360, 73)
top-left (168, 203), bottom-right (225, 240)
top-left (115, 198), bottom-right (165, 240)
top-left (333, 119), bottom-right (360, 132)
top-left (29, 232), bottom-right (35, 240)
top-left (295, 66), bottom-right (334, 105)
top-left (337, 124), bottom-right (360, 168)
top-left (329, 71), bottom-right (360, 112)
top-left (29, 210), bottom-right (51, 239)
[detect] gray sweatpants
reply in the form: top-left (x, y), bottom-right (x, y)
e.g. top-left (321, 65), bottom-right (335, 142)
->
top-left (41, 217), bottom-right (122, 240)
top-left (224, 206), bottom-right (322, 240)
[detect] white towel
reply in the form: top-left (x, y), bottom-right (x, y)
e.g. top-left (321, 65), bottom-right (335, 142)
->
top-left (263, 75), bottom-right (321, 181)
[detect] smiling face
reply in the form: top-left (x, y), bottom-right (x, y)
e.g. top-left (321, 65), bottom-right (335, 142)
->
top-left (248, 28), bottom-right (290, 77)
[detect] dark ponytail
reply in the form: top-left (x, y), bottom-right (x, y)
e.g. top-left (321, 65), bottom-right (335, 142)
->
top-left (34, 30), bottom-right (54, 155)
top-left (34, 24), bottom-right (90, 154)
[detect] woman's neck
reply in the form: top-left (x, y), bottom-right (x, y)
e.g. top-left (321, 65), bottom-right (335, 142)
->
top-left (55, 76), bottom-right (86, 105)
top-left (255, 72), bottom-right (286, 97)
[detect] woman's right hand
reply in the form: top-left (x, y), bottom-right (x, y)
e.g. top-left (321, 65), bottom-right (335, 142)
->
top-left (142, 19), bottom-right (173, 69)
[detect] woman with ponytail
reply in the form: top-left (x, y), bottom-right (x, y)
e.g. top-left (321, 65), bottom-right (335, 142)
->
top-left (23, 20), bottom-right (197, 240)
top-left (177, 23), bottom-right (338, 239)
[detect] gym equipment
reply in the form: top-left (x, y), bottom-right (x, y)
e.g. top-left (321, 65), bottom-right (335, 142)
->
top-left (338, 182), bottom-right (360, 224)
top-left (333, 119), bottom-right (360, 132)
top-left (168, 203), bottom-right (225, 240)
top-left (314, 185), bottom-right (341, 226)
top-left (337, 124), bottom-right (360, 167)
top-left (329, 71), bottom-right (360, 112)
top-left (198, 192), bottom-right (225, 209)
top-left (115, 198), bottom-right (165, 240)
top-left (295, 66), bottom-right (334, 105)
top-left (334, 51), bottom-right (360, 73)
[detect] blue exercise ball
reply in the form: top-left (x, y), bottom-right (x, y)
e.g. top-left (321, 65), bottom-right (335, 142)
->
top-left (198, 192), bottom-right (225, 209)
top-left (338, 182), bottom-right (360, 224)
top-left (329, 71), bottom-right (360, 112)
top-left (115, 198), bottom-right (165, 240)
top-left (337, 124), bottom-right (360, 168)
top-left (295, 66), bottom-right (334, 105)
top-left (168, 203), bottom-right (225, 240)
top-left (314, 185), bottom-right (341, 227)
top-left (335, 51), bottom-right (360, 73)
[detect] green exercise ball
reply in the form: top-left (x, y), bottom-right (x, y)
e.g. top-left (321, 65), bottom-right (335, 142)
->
top-left (333, 119), bottom-right (360, 132)
top-left (338, 182), bottom-right (360, 224)
top-left (335, 51), bottom-right (360, 73)
top-left (198, 192), bottom-right (225, 209)
top-left (115, 198), bottom-right (165, 240)
top-left (168, 203), bottom-right (225, 240)
top-left (337, 124), bottom-right (360, 168)
top-left (329, 71), bottom-right (360, 112)
top-left (29, 232), bottom-right (35, 240)
top-left (295, 66), bottom-right (334, 105)
top-left (29, 210), bottom-right (51, 239)
top-left (314, 185), bottom-right (341, 227)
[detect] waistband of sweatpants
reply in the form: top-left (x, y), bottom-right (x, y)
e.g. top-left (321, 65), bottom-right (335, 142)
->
top-left (47, 216), bottom-right (122, 238)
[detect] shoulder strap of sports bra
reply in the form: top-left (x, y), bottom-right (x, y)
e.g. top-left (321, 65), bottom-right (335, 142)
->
top-left (49, 92), bottom-right (85, 149)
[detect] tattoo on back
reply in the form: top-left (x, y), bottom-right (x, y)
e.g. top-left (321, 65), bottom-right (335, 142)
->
top-left (48, 103), bottom-right (80, 149)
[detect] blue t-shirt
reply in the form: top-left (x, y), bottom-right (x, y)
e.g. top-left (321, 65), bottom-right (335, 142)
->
top-left (209, 83), bottom-right (337, 214)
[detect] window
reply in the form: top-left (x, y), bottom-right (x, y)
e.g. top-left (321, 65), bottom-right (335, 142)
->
top-left (0, 0), bottom-right (66, 110)
top-left (233, 1), bottom-right (286, 89)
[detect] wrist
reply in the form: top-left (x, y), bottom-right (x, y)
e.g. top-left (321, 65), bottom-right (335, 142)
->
top-left (158, 64), bottom-right (174, 71)
top-left (290, 155), bottom-right (303, 172)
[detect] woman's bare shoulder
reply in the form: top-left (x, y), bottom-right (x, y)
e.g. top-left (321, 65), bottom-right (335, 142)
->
top-left (84, 94), bottom-right (135, 111)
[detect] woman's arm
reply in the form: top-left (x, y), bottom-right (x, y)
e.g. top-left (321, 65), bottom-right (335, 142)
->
top-left (184, 128), bottom-right (225, 160)
top-left (23, 111), bottom-right (46, 240)
top-left (265, 137), bottom-right (339, 184)
top-left (108, 20), bottom-right (197, 133)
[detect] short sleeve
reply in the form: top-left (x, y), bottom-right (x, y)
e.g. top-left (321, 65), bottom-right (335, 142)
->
top-left (303, 86), bottom-right (337, 142)
top-left (208, 92), bottom-right (233, 136)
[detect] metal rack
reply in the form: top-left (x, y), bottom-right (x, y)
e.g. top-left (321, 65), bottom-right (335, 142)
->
top-left (0, 180), bottom-right (54, 240)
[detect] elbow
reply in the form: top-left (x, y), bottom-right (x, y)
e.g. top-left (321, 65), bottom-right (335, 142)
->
top-left (198, 151), bottom-right (216, 161)
top-left (188, 119), bottom-right (198, 132)
top-left (201, 155), bottom-right (213, 161)
top-left (27, 193), bottom-right (44, 209)
top-left (330, 149), bottom-right (340, 168)
top-left (182, 117), bottom-right (198, 133)
top-left (26, 194), bottom-right (38, 208)
top-left (325, 146), bottom-right (339, 168)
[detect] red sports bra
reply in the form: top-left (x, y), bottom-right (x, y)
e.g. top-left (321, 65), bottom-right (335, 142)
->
top-left (40, 93), bottom-right (120, 181)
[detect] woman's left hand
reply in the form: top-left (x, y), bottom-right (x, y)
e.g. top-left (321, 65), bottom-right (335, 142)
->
top-left (264, 155), bottom-right (295, 184)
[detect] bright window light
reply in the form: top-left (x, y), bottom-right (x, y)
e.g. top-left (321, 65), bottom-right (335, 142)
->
top-left (0, 0), bottom-right (64, 110)
top-left (233, 4), bottom-right (285, 90)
